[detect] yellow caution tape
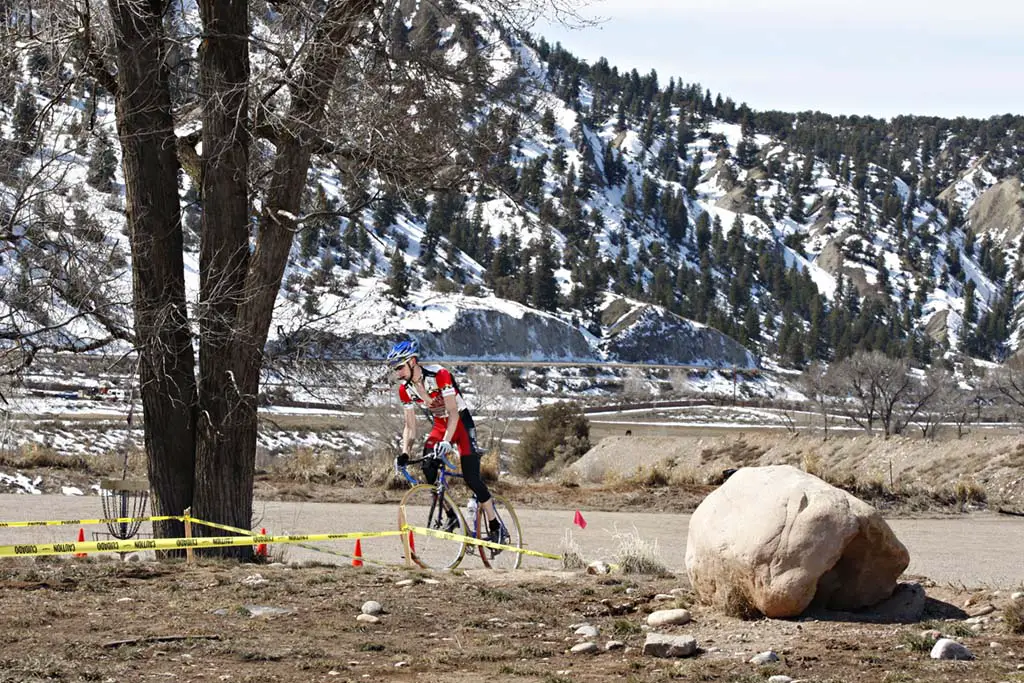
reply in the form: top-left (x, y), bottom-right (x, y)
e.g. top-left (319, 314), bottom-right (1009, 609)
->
top-left (0, 515), bottom-right (563, 563)
top-left (0, 515), bottom-right (184, 529)
top-left (187, 518), bottom-right (252, 534)
top-left (402, 525), bottom-right (562, 561)
top-left (0, 530), bottom-right (407, 558)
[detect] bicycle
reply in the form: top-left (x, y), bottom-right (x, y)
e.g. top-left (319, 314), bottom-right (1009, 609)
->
top-left (396, 454), bottom-right (522, 570)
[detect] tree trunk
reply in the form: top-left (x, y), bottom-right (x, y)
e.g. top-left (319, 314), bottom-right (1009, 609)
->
top-left (192, 0), bottom-right (255, 554)
top-left (106, 0), bottom-right (197, 540)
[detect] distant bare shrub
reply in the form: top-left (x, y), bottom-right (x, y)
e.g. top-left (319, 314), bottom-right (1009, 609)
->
top-left (556, 468), bottom-right (580, 488)
top-left (629, 463), bottom-right (670, 487)
top-left (954, 477), bottom-right (987, 508)
top-left (269, 447), bottom-right (339, 483)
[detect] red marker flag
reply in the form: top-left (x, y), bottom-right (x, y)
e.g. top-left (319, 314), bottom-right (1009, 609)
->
top-left (573, 510), bottom-right (587, 529)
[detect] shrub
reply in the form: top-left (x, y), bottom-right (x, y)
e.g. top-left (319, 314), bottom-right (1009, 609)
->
top-left (613, 529), bottom-right (668, 575)
top-left (512, 401), bottom-right (590, 477)
top-left (1004, 598), bottom-right (1024, 634)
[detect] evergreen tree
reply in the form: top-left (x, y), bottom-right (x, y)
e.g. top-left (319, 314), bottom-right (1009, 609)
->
top-left (962, 279), bottom-right (977, 327)
top-left (530, 230), bottom-right (560, 311)
top-left (540, 107), bottom-right (556, 136)
top-left (86, 130), bottom-right (118, 192)
top-left (387, 248), bottom-right (410, 305)
top-left (13, 87), bottom-right (39, 157)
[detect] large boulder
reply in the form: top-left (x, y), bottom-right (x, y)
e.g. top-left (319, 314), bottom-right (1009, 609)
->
top-left (685, 465), bottom-right (909, 618)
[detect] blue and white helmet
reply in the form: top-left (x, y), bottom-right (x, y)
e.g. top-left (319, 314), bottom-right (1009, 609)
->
top-left (386, 338), bottom-right (420, 368)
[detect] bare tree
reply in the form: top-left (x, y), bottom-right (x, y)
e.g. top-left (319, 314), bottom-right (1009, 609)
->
top-left (465, 368), bottom-right (517, 453)
top-left (987, 353), bottom-right (1024, 425)
top-left (800, 360), bottom-right (835, 438)
top-left (9, 0), bottom-right (586, 552)
top-left (827, 350), bottom-right (915, 436)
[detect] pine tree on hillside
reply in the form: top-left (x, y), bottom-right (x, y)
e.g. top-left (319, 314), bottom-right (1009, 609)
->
top-left (387, 248), bottom-right (410, 305)
top-left (86, 130), bottom-right (118, 192)
top-left (530, 231), bottom-right (559, 312)
top-left (13, 87), bottom-right (39, 158)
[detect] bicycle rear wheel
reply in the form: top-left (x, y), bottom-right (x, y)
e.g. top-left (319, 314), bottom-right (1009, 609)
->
top-left (398, 484), bottom-right (467, 570)
top-left (475, 494), bottom-right (523, 570)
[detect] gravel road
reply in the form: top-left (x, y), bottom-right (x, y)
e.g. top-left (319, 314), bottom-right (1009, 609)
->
top-left (2, 494), bottom-right (1023, 588)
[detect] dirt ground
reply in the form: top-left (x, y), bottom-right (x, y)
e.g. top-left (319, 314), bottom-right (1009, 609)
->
top-left (5, 427), bottom-right (1024, 682)
top-left (0, 558), bottom-right (1021, 683)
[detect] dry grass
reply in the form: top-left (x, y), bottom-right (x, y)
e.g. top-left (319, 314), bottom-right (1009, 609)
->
top-left (699, 437), bottom-right (766, 466)
top-left (556, 467), bottom-right (580, 488)
top-left (612, 528), bottom-right (669, 575)
top-left (1004, 598), bottom-right (1024, 634)
top-left (480, 449), bottom-right (500, 483)
top-left (0, 442), bottom-right (147, 478)
top-left (559, 530), bottom-right (586, 570)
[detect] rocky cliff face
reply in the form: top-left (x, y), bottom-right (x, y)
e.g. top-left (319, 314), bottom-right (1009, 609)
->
top-left (600, 303), bottom-right (757, 368)
top-left (967, 177), bottom-right (1024, 247)
top-left (417, 308), bottom-right (595, 361)
top-left (269, 294), bottom-right (756, 367)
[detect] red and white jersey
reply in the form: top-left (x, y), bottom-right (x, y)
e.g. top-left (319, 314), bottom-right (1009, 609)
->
top-left (398, 364), bottom-right (469, 422)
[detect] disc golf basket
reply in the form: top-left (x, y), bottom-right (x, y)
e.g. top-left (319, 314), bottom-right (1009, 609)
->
top-left (99, 372), bottom-right (149, 543)
top-left (100, 478), bottom-right (150, 540)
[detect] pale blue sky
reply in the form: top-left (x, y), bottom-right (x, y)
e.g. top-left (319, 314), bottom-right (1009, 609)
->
top-left (536, 0), bottom-right (1024, 119)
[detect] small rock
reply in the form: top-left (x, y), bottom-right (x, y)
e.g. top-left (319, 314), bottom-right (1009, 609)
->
top-left (116, 597), bottom-right (134, 603)
top-left (605, 640), bottom-right (625, 651)
top-left (642, 633), bottom-right (698, 658)
top-left (930, 638), bottom-right (974, 661)
top-left (749, 651), bottom-right (780, 665)
top-left (587, 561), bottom-right (611, 575)
top-left (395, 579), bottom-right (415, 587)
top-left (969, 604), bottom-right (996, 618)
top-left (575, 624), bottom-right (600, 638)
top-left (990, 641), bottom-right (1003, 649)
top-left (570, 642), bottom-right (598, 655)
top-left (654, 593), bottom-right (675, 601)
top-left (241, 605), bottom-right (292, 618)
top-left (361, 600), bottom-right (383, 615)
top-left (920, 629), bottom-right (942, 641)
top-left (394, 661), bottom-right (408, 668)
top-left (356, 614), bottom-right (379, 624)
top-left (647, 609), bottom-right (692, 627)
top-left (422, 578), bottom-right (440, 585)
top-left (241, 574), bottom-right (268, 586)
top-left (768, 676), bottom-right (794, 683)
top-left (1010, 592), bottom-right (1024, 601)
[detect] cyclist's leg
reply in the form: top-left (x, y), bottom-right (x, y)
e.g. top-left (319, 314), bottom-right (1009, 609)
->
top-left (459, 446), bottom-right (504, 547)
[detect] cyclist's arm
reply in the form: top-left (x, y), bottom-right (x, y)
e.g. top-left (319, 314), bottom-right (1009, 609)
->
top-left (441, 392), bottom-right (460, 444)
top-left (401, 404), bottom-right (417, 454)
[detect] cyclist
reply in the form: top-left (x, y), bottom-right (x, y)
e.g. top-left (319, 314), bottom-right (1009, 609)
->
top-left (387, 338), bottom-right (506, 545)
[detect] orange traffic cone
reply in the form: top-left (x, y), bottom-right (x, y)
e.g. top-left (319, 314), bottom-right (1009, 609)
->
top-left (352, 538), bottom-right (364, 567)
top-left (256, 528), bottom-right (268, 558)
top-left (74, 528), bottom-right (87, 558)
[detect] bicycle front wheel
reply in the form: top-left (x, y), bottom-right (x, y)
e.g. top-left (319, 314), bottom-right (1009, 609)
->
top-left (398, 484), bottom-right (467, 570)
top-left (475, 494), bottom-right (523, 570)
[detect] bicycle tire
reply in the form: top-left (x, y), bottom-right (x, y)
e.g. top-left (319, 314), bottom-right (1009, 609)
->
top-left (398, 484), bottom-right (467, 570)
top-left (474, 494), bottom-right (523, 570)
